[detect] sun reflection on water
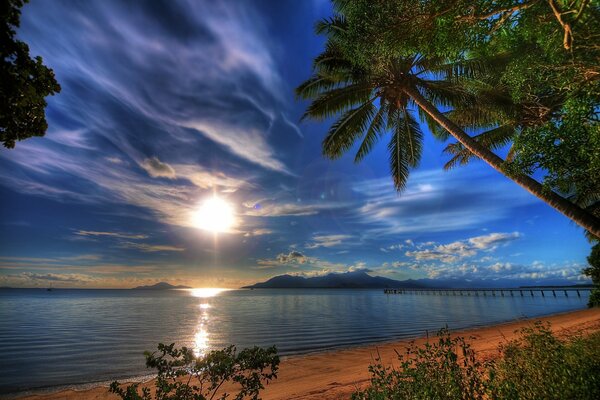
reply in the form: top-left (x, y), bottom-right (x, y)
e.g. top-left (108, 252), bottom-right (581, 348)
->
top-left (190, 288), bottom-right (227, 357)
top-left (189, 288), bottom-right (228, 298)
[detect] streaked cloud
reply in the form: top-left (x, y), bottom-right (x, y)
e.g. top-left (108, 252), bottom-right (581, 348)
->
top-left (352, 169), bottom-right (537, 236)
top-left (423, 261), bottom-right (587, 282)
top-left (140, 157), bottom-right (177, 179)
top-left (182, 121), bottom-right (291, 174)
top-left (74, 230), bottom-right (149, 240)
top-left (406, 232), bottom-right (521, 263)
top-left (118, 242), bottom-right (186, 252)
top-left (306, 234), bottom-right (353, 249)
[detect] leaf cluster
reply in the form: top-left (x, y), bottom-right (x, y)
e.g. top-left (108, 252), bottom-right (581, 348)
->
top-left (489, 321), bottom-right (600, 399)
top-left (584, 243), bottom-right (600, 307)
top-left (353, 322), bottom-right (600, 399)
top-left (109, 343), bottom-right (279, 400)
top-left (352, 327), bottom-right (489, 400)
top-left (1, 0), bottom-right (61, 148)
top-left (310, 1), bottom-right (600, 236)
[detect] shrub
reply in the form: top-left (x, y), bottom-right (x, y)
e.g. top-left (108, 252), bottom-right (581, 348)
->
top-left (109, 343), bottom-right (279, 400)
top-left (489, 321), bottom-right (600, 400)
top-left (354, 323), bottom-right (600, 400)
top-left (352, 328), bottom-right (489, 400)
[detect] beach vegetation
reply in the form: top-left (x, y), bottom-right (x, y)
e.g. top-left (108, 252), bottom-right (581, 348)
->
top-left (585, 243), bottom-right (600, 307)
top-left (298, 0), bottom-right (600, 238)
top-left (1, 0), bottom-right (61, 148)
top-left (109, 343), bottom-right (279, 400)
top-left (353, 322), bottom-right (600, 400)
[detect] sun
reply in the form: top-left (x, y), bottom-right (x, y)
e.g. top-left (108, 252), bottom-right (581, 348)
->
top-left (191, 196), bottom-right (235, 233)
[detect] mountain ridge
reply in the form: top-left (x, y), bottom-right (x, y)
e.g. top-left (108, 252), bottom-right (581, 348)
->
top-left (242, 271), bottom-right (591, 289)
top-left (243, 270), bottom-right (425, 289)
top-left (132, 282), bottom-right (191, 290)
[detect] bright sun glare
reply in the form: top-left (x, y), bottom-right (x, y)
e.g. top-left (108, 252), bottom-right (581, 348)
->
top-left (191, 196), bottom-right (235, 233)
top-left (190, 287), bottom-right (228, 298)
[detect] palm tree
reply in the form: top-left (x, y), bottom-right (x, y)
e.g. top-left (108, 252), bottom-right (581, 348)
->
top-left (297, 18), bottom-right (600, 238)
top-left (439, 81), bottom-right (564, 170)
top-left (440, 82), bottom-right (600, 237)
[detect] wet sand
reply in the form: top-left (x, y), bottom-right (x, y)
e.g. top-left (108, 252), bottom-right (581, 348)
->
top-left (17, 308), bottom-right (600, 400)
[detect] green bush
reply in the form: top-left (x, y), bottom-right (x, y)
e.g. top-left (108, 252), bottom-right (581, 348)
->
top-left (354, 323), bottom-right (600, 400)
top-left (489, 322), bottom-right (600, 400)
top-left (352, 327), bottom-right (489, 400)
top-left (109, 343), bottom-right (279, 400)
top-left (588, 288), bottom-right (600, 308)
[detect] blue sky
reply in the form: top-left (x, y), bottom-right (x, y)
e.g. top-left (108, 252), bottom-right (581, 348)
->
top-left (0, 0), bottom-right (592, 288)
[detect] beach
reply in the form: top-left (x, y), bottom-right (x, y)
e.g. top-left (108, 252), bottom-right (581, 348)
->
top-left (16, 307), bottom-right (600, 400)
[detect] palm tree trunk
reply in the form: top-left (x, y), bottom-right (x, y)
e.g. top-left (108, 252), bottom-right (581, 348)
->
top-left (403, 85), bottom-right (600, 238)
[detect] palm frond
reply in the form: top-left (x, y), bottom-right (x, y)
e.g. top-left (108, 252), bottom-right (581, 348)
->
top-left (417, 79), bottom-right (475, 109)
top-left (388, 109), bottom-right (410, 192)
top-left (443, 125), bottom-right (516, 170)
top-left (301, 82), bottom-right (374, 121)
top-left (426, 53), bottom-right (513, 82)
top-left (295, 76), bottom-right (339, 100)
top-left (323, 99), bottom-right (376, 159)
top-left (313, 43), bottom-right (354, 73)
top-left (354, 102), bottom-right (387, 163)
top-left (387, 107), bottom-right (424, 191)
top-left (315, 14), bottom-right (347, 36)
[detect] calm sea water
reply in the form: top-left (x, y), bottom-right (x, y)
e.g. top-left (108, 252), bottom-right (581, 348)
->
top-left (0, 288), bottom-right (589, 395)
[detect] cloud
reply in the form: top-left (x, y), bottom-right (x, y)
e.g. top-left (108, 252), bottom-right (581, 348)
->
top-left (242, 200), bottom-right (347, 217)
top-left (405, 232), bottom-right (521, 263)
top-left (352, 168), bottom-right (537, 236)
top-left (256, 251), bottom-right (309, 268)
top-left (74, 230), bottom-right (149, 240)
top-left (140, 157), bottom-right (176, 179)
top-left (243, 228), bottom-right (274, 237)
top-left (118, 242), bottom-right (186, 252)
top-left (173, 165), bottom-right (246, 191)
top-left (0, 0), bottom-right (301, 231)
top-left (19, 272), bottom-right (96, 284)
top-left (305, 234), bottom-right (353, 249)
top-left (422, 261), bottom-right (588, 282)
top-left (380, 243), bottom-right (405, 252)
top-left (182, 121), bottom-right (291, 175)
top-left (278, 251), bottom-right (307, 263)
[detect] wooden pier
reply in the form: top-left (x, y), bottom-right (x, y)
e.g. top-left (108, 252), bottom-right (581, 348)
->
top-left (383, 287), bottom-right (594, 297)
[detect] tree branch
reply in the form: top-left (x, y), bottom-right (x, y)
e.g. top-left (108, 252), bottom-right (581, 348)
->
top-left (456, 1), bottom-right (538, 22)
top-left (548, 0), bottom-right (573, 49)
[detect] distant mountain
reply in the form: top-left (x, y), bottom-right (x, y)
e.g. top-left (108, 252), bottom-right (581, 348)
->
top-left (132, 282), bottom-right (191, 290)
top-left (243, 270), bottom-right (425, 289)
top-left (243, 272), bottom-right (592, 290)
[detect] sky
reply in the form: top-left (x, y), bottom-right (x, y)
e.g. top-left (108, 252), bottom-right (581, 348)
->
top-left (0, 0), bottom-right (593, 289)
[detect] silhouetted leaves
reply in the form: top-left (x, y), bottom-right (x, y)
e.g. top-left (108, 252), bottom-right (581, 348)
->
top-left (110, 343), bottom-right (279, 400)
top-left (1, 0), bottom-right (61, 148)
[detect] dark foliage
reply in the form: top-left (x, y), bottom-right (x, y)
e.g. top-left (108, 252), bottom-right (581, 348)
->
top-left (109, 343), bottom-right (279, 400)
top-left (584, 243), bottom-right (600, 307)
top-left (354, 322), bottom-right (600, 400)
top-left (1, 0), bottom-right (60, 148)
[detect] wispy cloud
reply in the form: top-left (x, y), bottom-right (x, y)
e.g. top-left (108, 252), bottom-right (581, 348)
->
top-left (140, 157), bottom-right (177, 179)
top-left (305, 234), bottom-right (353, 249)
top-left (74, 230), bottom-right (148, 240)
top-left (0, 0), bottom-right (300, 230)
top-left (405, 232), bottom-right (522, 263)
top-left (182, 121), bottom-right (291, 175)
top-left (352, 168), bottom-right (536, 236)
top-left (242, 200), bottom-right (347, 217)
top-left (422, 261), bottom-right (588, 282)
top-left (118, 242), bottom-right (186, 252)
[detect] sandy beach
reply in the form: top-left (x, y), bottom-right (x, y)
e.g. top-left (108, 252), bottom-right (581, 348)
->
top-left (16, 308), bottom-right (600, 400)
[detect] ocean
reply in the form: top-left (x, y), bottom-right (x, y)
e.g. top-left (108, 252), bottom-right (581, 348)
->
top-left (0, 287), bottom-right (589, 395)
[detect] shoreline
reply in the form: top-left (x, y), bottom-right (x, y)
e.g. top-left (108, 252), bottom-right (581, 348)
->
top-left (13, 307), bottom-right (600, 400)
